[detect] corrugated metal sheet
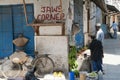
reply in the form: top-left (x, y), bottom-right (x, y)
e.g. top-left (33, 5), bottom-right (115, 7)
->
top-left (12, 4), bottom-right (34, 56)
top-left (0, 6), bottom-right (13, 58)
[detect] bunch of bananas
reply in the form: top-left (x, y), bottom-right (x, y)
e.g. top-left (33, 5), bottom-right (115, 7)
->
top-left (53, 72), bottom-right (63, 77)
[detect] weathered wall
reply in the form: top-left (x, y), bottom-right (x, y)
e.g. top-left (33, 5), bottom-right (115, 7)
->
top-left (110, 16), bottom-right (113, 26)
top-left (39, 25), bottom-right (63, 35)
top-left (65, 0), bottom-right (74, 35)
top-left (34, 0), bottom-right (72, 37)
top-left (34, 0), bottom-right (69, 21)
top-left (0, 0), bottom-right (69, 21)
top-left (106, 15), bottom-right (110, 25)
top-left (89, 2), bottom-right (96, 35)
top-left (35, 36), bottom-right (68, 75)
top-left (74, 0), bottom-right (84, 48)
top-left (83, 3), bottom-right (89, 46)
top-left (89, 2), bottom-right (104, 35)
top-left (96, 7), bottom-right (102, 24)
top-left (115, 15), bottom-right (118, 23)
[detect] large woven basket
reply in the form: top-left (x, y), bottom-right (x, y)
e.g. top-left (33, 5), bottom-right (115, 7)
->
top-left (13, 37), bottom-right (28, 47)
top-left (10, 51), bottom-right (27, 64)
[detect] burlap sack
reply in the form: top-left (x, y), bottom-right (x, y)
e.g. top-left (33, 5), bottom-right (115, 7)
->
top-left (13, 37), bottom-right (28, 47)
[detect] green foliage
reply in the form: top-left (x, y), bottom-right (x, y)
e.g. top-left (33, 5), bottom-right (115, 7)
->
top-left (71, 61), bottom-right (79, 77)
top-left (68, 46), bottom-right (88, 77)
top-left (68, 46), bottom-right (79, 77)
top-left (72, 69), bottom-right (79, 77)
top-left (68, 46), bottom-right (77, 70)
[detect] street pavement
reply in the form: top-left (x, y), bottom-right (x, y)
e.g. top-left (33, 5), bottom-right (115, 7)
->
top-left (102, 32), bottom-right (120, 80)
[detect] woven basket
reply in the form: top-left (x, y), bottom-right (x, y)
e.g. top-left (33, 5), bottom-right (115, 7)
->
top-left (10, 51), bottom-right (27, 64)
top-left (13, 37), bottom-right (28, 47)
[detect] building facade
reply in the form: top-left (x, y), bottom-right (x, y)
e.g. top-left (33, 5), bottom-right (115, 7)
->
top-left (83, 0), bottom-right (107, 45)
top-left (105, 0), bottom-right (120, 26)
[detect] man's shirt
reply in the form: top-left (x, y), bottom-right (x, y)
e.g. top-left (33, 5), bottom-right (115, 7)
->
top-left (96, 28), bottom-right (104, 44)
top-left (112, 23), bottom-right (118, 30)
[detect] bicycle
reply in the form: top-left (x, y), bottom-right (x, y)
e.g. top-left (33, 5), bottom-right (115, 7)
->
top-left (0, 51), bottom-right (55, 79)
top-left (0, 57), bottom-right (21, 79)
top-left (32, 51), bottom-right (55, 78)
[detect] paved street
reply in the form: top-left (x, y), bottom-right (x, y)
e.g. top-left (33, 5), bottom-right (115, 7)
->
top-left (102, 32), bottom-right (120, 80)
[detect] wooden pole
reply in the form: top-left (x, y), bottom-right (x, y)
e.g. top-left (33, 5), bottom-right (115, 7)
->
top-left (60, 0), bottom-right (63, 20)
top-left (23, 0), bottom-right (28, 25)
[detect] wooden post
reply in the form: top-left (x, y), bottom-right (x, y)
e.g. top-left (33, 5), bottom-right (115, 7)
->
top-left (60, 0), bottom-right (63, 20)
top-left (23, 0), bottom-right (28, 25)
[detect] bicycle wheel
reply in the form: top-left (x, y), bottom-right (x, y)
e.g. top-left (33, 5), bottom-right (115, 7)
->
top-left (33, 56), bottom-right (54, 77)
top-left (0, 60), bottom-right (21, 78)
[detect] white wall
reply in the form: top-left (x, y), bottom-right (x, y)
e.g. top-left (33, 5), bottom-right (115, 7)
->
top-left (0, 0), bottom-right (69, 21)
top-left (34, 0), bottom-right (69, 20)
top-left (110, 16), bottom-right (113, 26)
top-left (96, 7), bottom-right (102, 24)
top-left (83, 3), bottom-right (88, 46)
top-left (35, 36), bottom-right (68, 75)
top-left (89, 2), bottom-right (96, 35)
top-left (39, 26), bottom-right (62, 35)
top-left (115, 15), bottom-right (118, 23)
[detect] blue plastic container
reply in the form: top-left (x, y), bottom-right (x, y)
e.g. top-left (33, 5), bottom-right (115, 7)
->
top-left (69, 71), bottom-right (75, 80)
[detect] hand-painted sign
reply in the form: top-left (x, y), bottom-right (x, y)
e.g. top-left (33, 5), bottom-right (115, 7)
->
top-left (37, 5), bottom-right (65, 20)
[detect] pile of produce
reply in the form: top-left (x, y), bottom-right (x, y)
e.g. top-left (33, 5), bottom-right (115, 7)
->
top-left (88, 72), bottom-right (98, 78)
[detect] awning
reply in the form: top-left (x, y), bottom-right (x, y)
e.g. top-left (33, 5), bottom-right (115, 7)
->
top-left (107, 4), bottom-right (119, 12)
top-left (91, 0), bottom-right (107, 12)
